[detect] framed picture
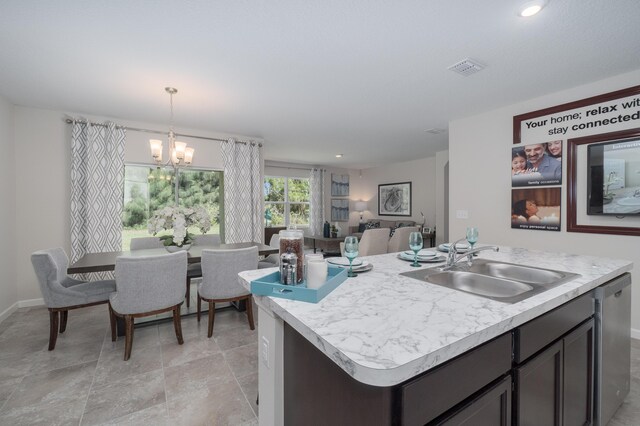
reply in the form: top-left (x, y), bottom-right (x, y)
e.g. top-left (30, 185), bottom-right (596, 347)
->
top-left (378, 182), bottom-right (412, 216)
top-left (511, 142), bottom-right (562, 187)
top-left (511, 187), bottom-right (561, 232)
top-left (331, 174), bottom-right (349, 196)
top-left (331, 199), bottom-right (349, 222)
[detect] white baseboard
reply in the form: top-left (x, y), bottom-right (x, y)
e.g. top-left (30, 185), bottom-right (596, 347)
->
top-left (17, 298), bottom-right (44, 308)
top-left (631, 328), bottom-right (640, 340)
top-left (0, 302), bottom-right (18, 324)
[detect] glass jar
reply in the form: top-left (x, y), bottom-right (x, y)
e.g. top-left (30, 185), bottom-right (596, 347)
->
top-left (279, 229), bottom-right (304, 283)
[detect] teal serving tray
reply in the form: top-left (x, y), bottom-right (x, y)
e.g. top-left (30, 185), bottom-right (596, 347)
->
top-left (251, 266), bottom-right (348, 303)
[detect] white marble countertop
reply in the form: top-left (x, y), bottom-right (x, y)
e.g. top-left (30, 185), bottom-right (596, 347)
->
top-left (239, 246), bottom-right (632, 387)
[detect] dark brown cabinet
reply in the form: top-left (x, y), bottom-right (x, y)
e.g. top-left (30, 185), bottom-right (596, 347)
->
top-left (515, 319), bottom-right (594, 426)
top-left (438, 376), bottom-right (512, 426)
top-left (283, 289), bottom-right (597, 426)
top-left (516, 340), bottom-right (564, 425)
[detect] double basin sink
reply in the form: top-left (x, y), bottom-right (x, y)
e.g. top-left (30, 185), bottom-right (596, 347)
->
top-left (400, 259), bottom-right (580, 304)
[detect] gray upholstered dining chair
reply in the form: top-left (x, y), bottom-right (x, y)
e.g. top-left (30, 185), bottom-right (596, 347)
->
top-left (185, 233), bottom-right (222, 308)
top-left (31, 248), bottom-right (116, 351)
top-left (340, 228), bottom-right (391, 257)
top-left (198, 246), bottom-right (258, 338)
top-left (109, 251), bottom-right (187, 360)
top-left (129, 236), bottom-right (163, 250)
top-left (387, 226), bottom-right (420, 253)
top-left (258, 234), bottom-right (280, 269)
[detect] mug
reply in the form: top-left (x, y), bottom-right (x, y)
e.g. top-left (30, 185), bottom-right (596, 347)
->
top-left (307, 259), bottom-right (328, 289)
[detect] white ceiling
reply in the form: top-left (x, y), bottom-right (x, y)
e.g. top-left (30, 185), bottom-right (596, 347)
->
top-left (0, 1), bottom-right (639, 169)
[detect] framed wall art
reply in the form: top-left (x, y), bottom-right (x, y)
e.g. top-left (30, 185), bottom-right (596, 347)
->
top-left (330, 199), bottom-right (349, 221)
top-left (331, 174), bottom-right (349, 196)
top-left (378, 182), bottom-right (412, 216)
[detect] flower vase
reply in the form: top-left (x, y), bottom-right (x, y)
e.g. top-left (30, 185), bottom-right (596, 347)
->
top-left (166, 244), bottom-right (192, 253)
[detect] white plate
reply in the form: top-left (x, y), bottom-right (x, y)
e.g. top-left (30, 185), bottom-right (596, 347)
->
top-left (399, 252), bottom-right (438, 261)
top-left (402, 249), bottom-right (437, 257)
top-left (438, 243), bottom-right (469, 253)
top-left (327, 257), bottom-right (363, 267)
top-left (397, 253), bottom-right (446, 263)
top-left (330, 260), bottom-right (371, 271)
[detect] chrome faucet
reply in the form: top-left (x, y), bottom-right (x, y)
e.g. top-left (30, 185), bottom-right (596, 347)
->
top-left (443, 239), bottom-right (499, 270)
top-left (446, 238), bottom-right (469, 268)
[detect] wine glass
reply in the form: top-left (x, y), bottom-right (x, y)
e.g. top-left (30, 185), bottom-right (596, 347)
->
top-left (409, 232), bottom-right (423, 267)
top-left (466, 227), bottom-right (479, 252)
top-left (344, 236), bottom-right (359, 277)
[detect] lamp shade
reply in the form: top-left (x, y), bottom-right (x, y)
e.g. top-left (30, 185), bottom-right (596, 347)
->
top-left (355, 201), bottom-right (367, 212)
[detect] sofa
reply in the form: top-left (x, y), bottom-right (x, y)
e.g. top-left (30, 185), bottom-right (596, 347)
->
top-left (348, 219), bottom-right (417, 239)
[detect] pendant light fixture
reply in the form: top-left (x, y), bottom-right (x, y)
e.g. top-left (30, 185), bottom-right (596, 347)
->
top-left (149, 87), bottom-right (194, 169)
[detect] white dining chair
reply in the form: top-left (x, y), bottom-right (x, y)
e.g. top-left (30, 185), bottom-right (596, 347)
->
top-left (387, 226), bottom-right (420, 253)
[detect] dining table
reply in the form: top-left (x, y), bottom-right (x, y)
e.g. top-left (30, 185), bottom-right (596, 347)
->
top-left (67, 242), bottom-right (278, 332)
top-left (67, 241), bottom-right (278, 274)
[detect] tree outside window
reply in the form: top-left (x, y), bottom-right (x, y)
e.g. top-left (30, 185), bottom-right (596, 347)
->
top-left (122, 165), bottom-right (223, 250)
top-left (264, 177), bottom-right (310, 227)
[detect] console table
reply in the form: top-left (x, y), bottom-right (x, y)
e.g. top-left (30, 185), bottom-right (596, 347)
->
top-left (304, 235), bottom-right (346, 255)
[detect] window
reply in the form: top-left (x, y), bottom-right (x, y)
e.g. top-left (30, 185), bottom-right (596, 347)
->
top-left (264, 176), bottom-right (310, 227)
top-left (122, 165), bottom-right (223, 250)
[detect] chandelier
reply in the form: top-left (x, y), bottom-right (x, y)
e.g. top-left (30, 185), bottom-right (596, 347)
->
top-left (149, 87), bottom-right (194, 169)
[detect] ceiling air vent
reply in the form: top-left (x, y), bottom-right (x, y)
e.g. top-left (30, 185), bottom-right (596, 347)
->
top-left (448, 58), bottom-right (485, 76)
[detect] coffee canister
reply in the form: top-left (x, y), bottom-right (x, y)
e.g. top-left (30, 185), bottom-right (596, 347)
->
top-left (279, 251), bottom-right (298, 285)
top-left (279, 229), bottom-right (304, 283)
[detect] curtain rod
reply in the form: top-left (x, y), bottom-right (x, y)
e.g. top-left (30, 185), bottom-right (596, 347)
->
top-left (266, 165), bottom-right (322, 172)
top-left (64, 118), bottom-right (263, 146)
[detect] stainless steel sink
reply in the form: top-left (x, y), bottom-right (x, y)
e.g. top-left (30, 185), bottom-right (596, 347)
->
top-left (401, 259), bottom-right (580, 303)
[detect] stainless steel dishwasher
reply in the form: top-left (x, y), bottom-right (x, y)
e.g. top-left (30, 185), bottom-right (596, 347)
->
top-left (594, 273), bottom-right (631, 426)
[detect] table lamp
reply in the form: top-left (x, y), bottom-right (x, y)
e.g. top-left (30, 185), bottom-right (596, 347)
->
top-left (355, 201), bottom-right (368, 223)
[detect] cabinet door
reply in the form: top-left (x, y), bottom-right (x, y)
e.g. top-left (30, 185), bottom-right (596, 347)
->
top-left (563, 319), bottom-right (594, 426)
top-left (438, 376), bottom-right (512, 426)
top-left (516, 340), bottom-right (563, 426)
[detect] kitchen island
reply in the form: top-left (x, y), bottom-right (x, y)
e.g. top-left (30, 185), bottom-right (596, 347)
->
top-left (238, 246), bottom-right (632, 425)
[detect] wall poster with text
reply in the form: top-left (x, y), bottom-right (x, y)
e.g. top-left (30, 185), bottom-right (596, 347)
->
top-left (511, 187), bottom-right (561, 231)
top-left (511, 141), bottom-right (563, 187)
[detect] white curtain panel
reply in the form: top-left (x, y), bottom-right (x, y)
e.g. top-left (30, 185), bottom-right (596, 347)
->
top-left (309, 168), bottom-right (326, 236)
top-left (221, 139), bottom-right (263, 244)
top-left (70, 121), bottom-right (125, 277)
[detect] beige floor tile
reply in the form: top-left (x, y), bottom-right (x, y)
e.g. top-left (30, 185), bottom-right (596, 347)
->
top-left (0, 351), bottom-right (42, 382)
top-left (0, 361), bottom-right (96, 425)
top-left (166, 375), bottom-right (256, 426)
top-left (0, 377), bottom-right (22, 410)
top-left (224, 343), bottom-right (258, 380)
top-left (95, 402), bottom-right (168, 426)
top-left (101, 324), bottom-right (160, 353)
top-left (163, 353), bottom-right (234, 401)
top-left (81, 370), bottom-right (165, 426)
top-left (213, 326), bottom-right (258, 351)
top-left (29, 339), bottom-right (103, 375)
top-left (236, 372), bottom-right (259, 418)
top-left (161, 335), bottom-right (221, 368)
top-left (93, 347), bottom-right (163, 388)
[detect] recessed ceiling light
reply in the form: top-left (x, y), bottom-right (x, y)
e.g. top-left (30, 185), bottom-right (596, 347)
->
top-left (518, 1), bottom-right (546, 17)
top-left (335, 154), bottom-right (343, 158)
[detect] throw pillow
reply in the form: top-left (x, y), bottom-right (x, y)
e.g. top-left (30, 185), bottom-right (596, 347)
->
top-left (365, 221), bottom-right (380, 230)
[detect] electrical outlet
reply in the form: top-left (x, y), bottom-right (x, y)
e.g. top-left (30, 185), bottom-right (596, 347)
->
top-left (456, 210), bottom-right (469, 219)
top-left (261, 336), bottom-right (270, 368)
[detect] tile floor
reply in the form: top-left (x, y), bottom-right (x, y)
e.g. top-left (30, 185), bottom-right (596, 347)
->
top-left (1, 302), bottom-right (639, 425)
top-left (0, 301), bottom-right (259, 425)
